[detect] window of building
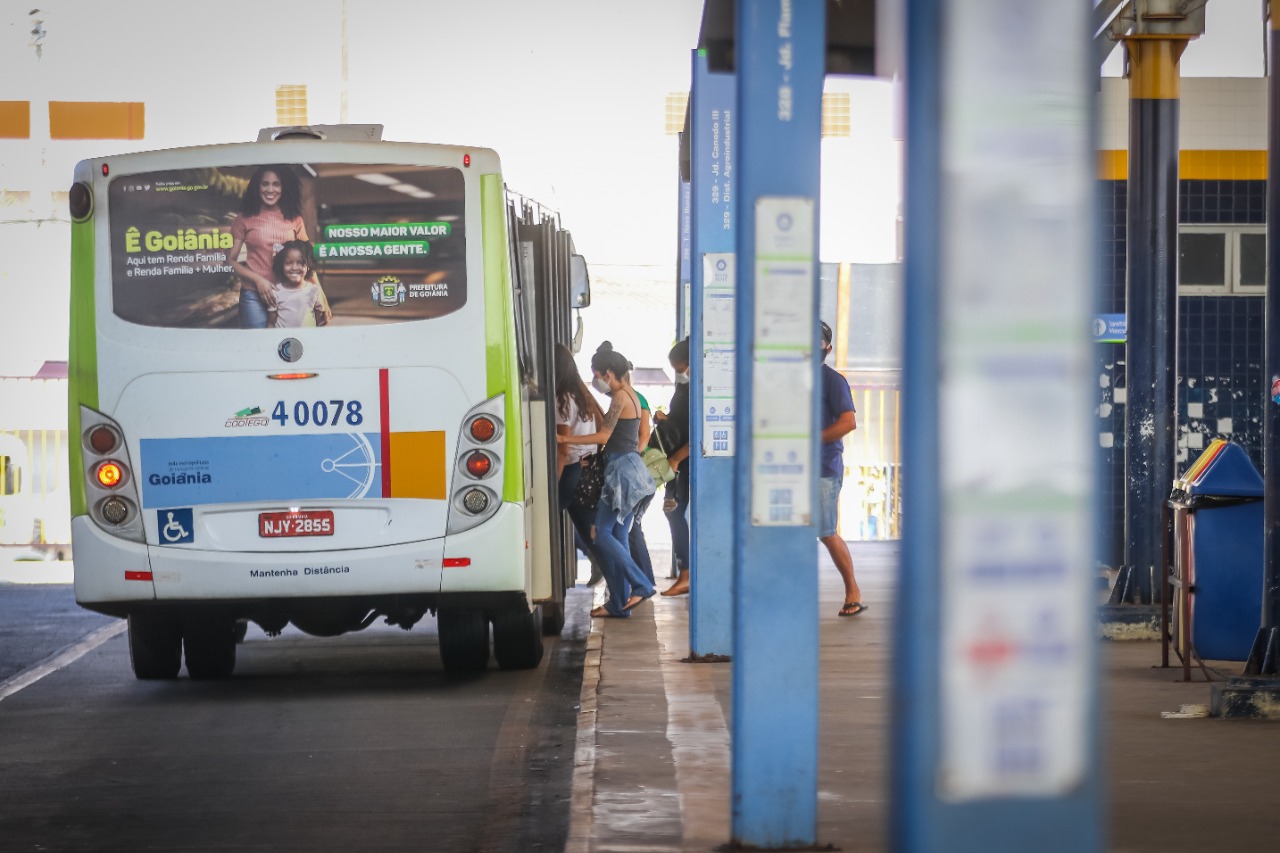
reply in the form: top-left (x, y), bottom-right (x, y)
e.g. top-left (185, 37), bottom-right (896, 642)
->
top-left (1178, 225), bottom-right (1266, 294)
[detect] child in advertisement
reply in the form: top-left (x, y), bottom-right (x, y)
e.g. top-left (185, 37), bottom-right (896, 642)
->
top-left (267, 241), bottom-right (328, 328)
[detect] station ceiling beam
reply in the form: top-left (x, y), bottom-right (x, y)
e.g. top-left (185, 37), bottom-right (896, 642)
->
top-left (696, 0), bottom-right (875, 76)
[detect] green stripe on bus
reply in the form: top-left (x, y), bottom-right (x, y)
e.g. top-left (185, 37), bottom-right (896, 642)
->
top-left (480, 174), bottom-right (523, 503)
top-left (68, 218), bottom-right (98, 518)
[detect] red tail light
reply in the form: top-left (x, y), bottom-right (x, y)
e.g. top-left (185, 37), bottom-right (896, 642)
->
top-left (88, 425), bottom-right (118, 453)
top-left (465, 451), bottom-right (492, 478)
top-left (469, 416), bottom-right (496, 442)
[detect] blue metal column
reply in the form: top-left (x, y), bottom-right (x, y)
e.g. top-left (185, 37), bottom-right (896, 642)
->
top-left (731, 0), bottom-right (824, 846)
top-left (1251, 5), bottom-right (1280, 676)
top-left (1209, 5), bottom-right (1280, 715)
top-left (892, 0), bottom-right (1101, 849)
top-left (689, 49), bottom-right (736, 656)
top-left (677, 175), bottom-right (693, 340)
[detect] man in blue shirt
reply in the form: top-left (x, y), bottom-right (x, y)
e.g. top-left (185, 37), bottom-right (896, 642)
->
top-left (819, 321), bottom-right (865, 616)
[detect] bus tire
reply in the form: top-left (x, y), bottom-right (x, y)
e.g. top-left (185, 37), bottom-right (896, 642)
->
top-left (183, 614), bottom-right (238, 679)
top-left (540, 600), bottom-right (565, 637)
top-left (437, 608), bottom-right (490, 673)
top-left (127, 611), bottom-right (182, 680)
top-left (491, 605), bottom-right (544, 670)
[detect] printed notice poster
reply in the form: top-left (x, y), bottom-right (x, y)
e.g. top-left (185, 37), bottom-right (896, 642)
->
top-left (937, 2), bottom-right (1092, 801)
top-left (108, 163), bottom-right (466, 330)
top-left (702, 252), bottom-right (736, 457)
top-left (750, 197), bottom-right (815, 526)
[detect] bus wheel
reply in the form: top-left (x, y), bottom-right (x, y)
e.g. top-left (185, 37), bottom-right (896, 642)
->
top-left (183, 613), bottom-right (238, 679)
top-left (540, 601), bottom-right (566, 637)
top-left (491, 605), bottom-right (544, 670)
top-left (127, 611), bottom-right (182, 680)
top-left (437, 608), bottom-right (490, 673)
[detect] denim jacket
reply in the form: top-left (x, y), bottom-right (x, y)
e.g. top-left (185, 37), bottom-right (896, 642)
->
top-left (600, 450), bottom-right (656, 524)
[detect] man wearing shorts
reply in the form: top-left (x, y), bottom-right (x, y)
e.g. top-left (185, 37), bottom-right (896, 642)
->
top-left (818, 321), bottom-right (865, 617)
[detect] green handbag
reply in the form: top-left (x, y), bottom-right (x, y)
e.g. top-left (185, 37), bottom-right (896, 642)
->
top-left (642, 429), bottom-right (676, 487)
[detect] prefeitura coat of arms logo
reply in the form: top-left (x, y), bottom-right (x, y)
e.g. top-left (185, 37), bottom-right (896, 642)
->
top-left (371, 275), bottom-right (407, 307)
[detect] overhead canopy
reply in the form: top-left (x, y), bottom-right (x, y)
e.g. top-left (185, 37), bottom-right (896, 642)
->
top-left (697, 0), bottom-right (876, 76)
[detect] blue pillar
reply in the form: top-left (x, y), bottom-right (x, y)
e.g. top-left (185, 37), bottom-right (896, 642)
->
top-left (731, 0), bottom-right (824, 847)
top-left (689, 49), bottom-right (736, 656)
top-left (1250, 0), bottom-right (1280, 675)
top-left (892, 0), bottom-right (1101, 850)
top-left (677, 174), bottom-right (693, 340)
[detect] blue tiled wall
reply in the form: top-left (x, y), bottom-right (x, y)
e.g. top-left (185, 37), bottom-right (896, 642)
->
top-left (1097, 178), bottom-right (1266, 569)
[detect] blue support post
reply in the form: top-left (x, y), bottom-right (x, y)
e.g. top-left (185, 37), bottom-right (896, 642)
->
top-left (731, 0), bottom-right (824, 847)
top-left (892, 0), bottom-right (1101, 849)
top-left (689, 49), bottom-right (736, 656)
top-left (1208, 3), bottom-right (1280, 717)
top-left (677, 175), bottom-right (693, 341)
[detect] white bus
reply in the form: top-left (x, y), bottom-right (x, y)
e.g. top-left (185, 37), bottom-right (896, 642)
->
top-left (68, 125), bottom-right (587, 679)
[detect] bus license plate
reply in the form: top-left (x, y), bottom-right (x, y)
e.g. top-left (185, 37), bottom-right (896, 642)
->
top-left (259, 510), bottom-right (334, 538)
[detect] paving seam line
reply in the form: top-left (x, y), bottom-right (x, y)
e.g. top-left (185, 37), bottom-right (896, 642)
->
top-left (654, 598), bottom-right (732, 849)
top-left (0, 620), bottom-right (127, 703)
top-left (565, 618), bottom-right (603, 853)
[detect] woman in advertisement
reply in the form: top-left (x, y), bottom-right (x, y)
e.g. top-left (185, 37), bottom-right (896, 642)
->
top-left (228, 165), bottom-right (330, 328)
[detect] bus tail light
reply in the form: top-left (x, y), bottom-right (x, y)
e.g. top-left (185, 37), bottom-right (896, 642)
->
top-left (464, 451), bottom-right (493, 479)
top-left (468, 415), bottom-right (498, 443)
top-left (447, 395), bottom-right (505, 535)
top-left (100, 496), bottom-right (130, 525)
top-left (80, 407), bottom-right (145, 543)
top-left (88, 425), bottom-right (119, 454)
top-left (96, 461), bottom-right (125, 488)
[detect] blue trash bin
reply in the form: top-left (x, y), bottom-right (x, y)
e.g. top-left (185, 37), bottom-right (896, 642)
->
top-left (1168, 440), bottom-right (1264, 662)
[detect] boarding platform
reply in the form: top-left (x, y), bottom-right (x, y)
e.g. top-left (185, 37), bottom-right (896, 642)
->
top-left (567, 542), bottom-right (1280, 852)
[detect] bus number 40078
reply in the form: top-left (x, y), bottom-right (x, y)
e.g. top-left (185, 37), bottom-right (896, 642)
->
top-left (272, 400), bottom-right (365, 427)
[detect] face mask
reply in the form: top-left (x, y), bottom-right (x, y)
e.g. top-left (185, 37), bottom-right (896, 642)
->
top-left (592, 376), bottom-right (611, 395)
top-left (674, 371), bottom-right (690, 385)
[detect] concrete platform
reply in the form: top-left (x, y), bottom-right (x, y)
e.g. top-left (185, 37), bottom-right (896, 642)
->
top-left (568, 541), bottom-right (1280, 852)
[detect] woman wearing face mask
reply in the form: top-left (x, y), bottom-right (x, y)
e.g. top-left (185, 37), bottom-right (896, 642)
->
top-left (654, 338), bottom-right (693, 596)
top-left (557, 341), bottom-right (658, 617)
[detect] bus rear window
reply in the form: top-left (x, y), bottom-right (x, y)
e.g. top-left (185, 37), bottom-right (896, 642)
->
top-left (107, 163), bottom-right (467, 329)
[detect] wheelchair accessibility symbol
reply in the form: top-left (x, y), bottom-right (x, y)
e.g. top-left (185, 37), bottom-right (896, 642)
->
top-left (158, 508), bottom-right (194, 544)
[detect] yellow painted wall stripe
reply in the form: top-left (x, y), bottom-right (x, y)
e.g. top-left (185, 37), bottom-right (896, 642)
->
top-left (1098, 150), bottom-right (1128, 181)
top-left (0, 101), bottom-right (30, 138)
top-left (49, 101), bottom-right (144, 140)
top-left (1097, 150), bottom-right (1266, 181)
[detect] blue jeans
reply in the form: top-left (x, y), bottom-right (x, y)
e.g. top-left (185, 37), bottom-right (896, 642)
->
top-left (627, 493), bottom-right (656, 587)
top-left (593, 492), bottom-right (656, 616)
top-left (664, 467), bottom-right (690, 571)
top-left (239, 284), bottom-right (269, 328)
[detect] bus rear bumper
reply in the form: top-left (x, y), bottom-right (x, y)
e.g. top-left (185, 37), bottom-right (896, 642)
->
top-left (72, 515), bottom-right (154, 608)
top-left (72, 502), bottom-right (528, 613)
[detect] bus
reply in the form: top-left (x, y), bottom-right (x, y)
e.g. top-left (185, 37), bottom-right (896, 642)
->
top-left (68, 124), bottom-right (587, 679)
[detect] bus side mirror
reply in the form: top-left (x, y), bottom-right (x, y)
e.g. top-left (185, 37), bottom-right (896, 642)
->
top-left (570, 254), bottom-right (591, 308)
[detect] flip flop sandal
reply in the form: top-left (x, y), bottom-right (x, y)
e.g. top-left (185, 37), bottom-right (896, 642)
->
top-left (838, 601), bottom-right (868, 617)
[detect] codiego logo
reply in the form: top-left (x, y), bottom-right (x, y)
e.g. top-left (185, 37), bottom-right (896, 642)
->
top-left (371, 275), bottom-right (407, 307)
top-left (225, 406), bottom-right (270, 428)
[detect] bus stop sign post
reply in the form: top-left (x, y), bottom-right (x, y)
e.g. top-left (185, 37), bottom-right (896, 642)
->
top-left (892, 0), bottom-right (1102, 850)
top-left (689, 49), bottom-right (736, 657)
top-left (731, 0), bottom-right (824, 847)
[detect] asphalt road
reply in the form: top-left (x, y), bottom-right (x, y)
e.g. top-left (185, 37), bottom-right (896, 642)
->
top-left (0, 584), bottom-right (589, 853)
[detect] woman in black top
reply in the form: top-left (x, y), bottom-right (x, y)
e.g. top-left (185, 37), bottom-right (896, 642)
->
top-left (657, 338), bottom-right (692, 596)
